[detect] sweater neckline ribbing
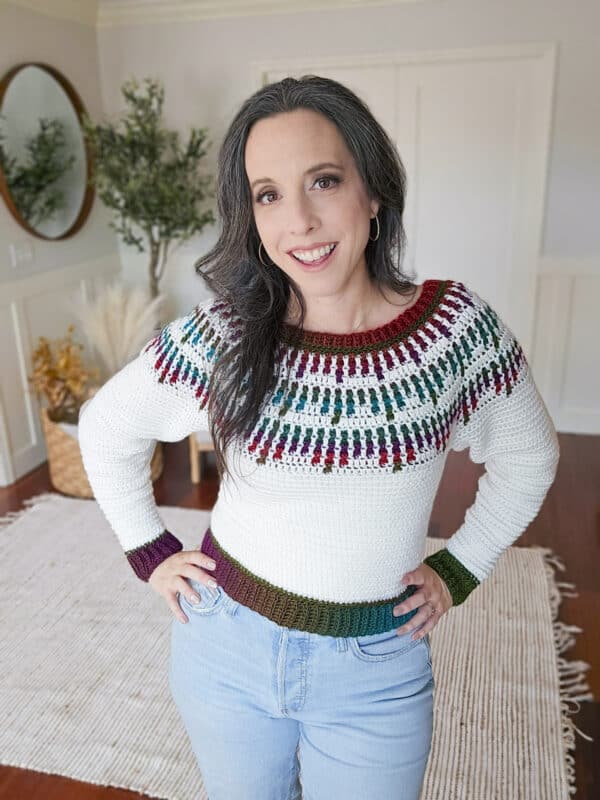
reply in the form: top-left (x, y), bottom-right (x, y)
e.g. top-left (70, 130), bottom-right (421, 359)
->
top-left (279, 278), bottom-right (450, 350)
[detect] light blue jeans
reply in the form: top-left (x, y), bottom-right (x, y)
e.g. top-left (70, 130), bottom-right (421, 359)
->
top-left (169, 579), bottom-right (434, 800)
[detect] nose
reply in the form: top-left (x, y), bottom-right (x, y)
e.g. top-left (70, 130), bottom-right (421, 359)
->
top-left (288, 190), bottom-right (318, 237)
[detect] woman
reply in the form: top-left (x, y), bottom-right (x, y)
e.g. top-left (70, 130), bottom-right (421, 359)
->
top-left (79, 75), bottom-right (560, 799)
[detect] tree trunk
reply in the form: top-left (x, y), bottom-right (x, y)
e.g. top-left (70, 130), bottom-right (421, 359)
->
top-left (148, 243), bottom-right (160, 299)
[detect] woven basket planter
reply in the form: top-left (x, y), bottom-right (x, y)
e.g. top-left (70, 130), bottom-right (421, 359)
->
top-left (39, 406), bottom-right (164, 499)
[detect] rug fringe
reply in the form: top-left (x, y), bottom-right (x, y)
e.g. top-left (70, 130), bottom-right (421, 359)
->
top-left (530, 545), bottom-right (595, 796)
top-left (0, 492), bottom-right (59, 529)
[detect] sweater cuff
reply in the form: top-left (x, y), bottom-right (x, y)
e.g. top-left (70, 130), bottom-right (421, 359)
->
top-left (423, 548), bottom-right (480, 606)
top-left (125, 530), bottom-right (183, 582)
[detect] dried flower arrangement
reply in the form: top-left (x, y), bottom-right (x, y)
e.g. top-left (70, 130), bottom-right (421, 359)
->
top-left (28, 325), bottom-right (100, 425)
top-left (64, 279), bottom-right (167, 384)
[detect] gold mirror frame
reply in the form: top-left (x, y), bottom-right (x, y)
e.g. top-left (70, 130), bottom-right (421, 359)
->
top-left (0, 61), bottom-right (94, 240)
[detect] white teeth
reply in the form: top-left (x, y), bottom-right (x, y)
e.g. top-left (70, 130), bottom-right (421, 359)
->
top-left (292, 243), bottom-right (336, 262)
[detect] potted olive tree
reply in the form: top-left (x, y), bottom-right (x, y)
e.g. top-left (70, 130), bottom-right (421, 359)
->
top-left (81, 77), bottom-right (216, 302)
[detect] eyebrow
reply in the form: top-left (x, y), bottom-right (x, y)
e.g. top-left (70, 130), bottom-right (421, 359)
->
top-left (250, 162), bottom-right (345, 191)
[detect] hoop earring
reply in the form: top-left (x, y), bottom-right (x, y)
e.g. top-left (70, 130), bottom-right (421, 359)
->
top-left (258, 241), bottom-right (273, 266)
top-left (368, 213), bottom-right (380, 242)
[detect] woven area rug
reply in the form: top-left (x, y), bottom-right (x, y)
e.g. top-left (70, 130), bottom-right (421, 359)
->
top-left (0, 492), bottom-right (593, 799)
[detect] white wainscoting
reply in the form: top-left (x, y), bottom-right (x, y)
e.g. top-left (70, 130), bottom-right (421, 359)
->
top-left (535, 258), bottom-right (600, 435)
top-left (0, 255), bottom-right (120, 487)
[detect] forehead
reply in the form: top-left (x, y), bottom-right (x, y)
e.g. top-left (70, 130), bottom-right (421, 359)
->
top-left (244, 109), bottom-right (349, 175)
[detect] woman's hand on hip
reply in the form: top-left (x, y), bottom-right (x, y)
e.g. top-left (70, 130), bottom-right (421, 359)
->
top-left (393, 562), bottom-right (453, 639)
top-left (148, 549), bottom-right (218, 623)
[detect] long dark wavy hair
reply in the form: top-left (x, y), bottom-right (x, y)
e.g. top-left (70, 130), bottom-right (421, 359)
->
top-left (194, 74), bottom-right (416, 483)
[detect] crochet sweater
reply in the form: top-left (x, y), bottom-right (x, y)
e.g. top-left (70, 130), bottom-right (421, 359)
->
top-left (78, 278), bottom-right (560, 637)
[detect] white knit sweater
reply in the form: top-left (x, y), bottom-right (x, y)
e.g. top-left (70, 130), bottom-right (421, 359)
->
top-left (78, 278), bottom-right (559, 634)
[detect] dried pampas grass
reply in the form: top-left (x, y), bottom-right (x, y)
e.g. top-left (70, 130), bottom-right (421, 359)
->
top-left (64, 280), bottom-right (167, 384)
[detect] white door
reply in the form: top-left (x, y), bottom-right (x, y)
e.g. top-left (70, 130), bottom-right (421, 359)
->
top-left (262, 44), bottom-right (555, 356)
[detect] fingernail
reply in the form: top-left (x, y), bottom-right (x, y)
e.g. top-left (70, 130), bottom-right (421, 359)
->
top-left (208, 579), bottom-right (218, 589)
top-left (190, 595), bottom-right (200, 604)
top-left (208, 561), bottom-right (217, 570)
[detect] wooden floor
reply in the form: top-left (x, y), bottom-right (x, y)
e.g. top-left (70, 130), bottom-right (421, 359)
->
top-left (0, 433), bottom-right (598, 798)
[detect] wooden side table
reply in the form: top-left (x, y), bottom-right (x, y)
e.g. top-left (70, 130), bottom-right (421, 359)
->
top-left (188, 429), bottom-right (215, 483)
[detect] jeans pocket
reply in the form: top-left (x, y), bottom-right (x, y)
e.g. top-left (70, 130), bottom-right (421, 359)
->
top-left (178, 579), bottom-right (226, 616)
top-left (349, 619), bottom-right (428, 662)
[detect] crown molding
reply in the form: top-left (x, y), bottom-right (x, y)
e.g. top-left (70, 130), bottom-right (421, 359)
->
top-left (5, 0), bottom-right (98, 26)
top-left (5, 0), bottom-right (428, 29)
top-left (97, 0), bottom-right (426, 28)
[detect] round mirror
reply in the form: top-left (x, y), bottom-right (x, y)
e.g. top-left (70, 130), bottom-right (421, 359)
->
top-left (0, 62), bottom-right (94, 240)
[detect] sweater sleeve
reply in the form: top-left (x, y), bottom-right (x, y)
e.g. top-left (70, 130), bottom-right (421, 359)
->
top-left (423, 285), bottom-right (560, 606)
top-left (78, 297), bottom-right (222, 582)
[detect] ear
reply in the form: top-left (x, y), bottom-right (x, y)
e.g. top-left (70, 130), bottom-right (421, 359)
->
top-left (370, 198), bottom-right (380, 218)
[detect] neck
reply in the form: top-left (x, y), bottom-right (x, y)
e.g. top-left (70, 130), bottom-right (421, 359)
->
top-left (286, 282), bottom-right (383, 334)
top-left (285, 283), bottom-right (421, 335)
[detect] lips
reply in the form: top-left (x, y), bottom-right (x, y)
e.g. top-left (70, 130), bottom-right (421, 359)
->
top-left (287, 241), bottom-right (338, 256)
top-left (290, 243), bottom-right (337, 269)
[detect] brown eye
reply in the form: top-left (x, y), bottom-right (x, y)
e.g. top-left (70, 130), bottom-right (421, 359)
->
top-left (256, 190), bottom-right (276, 205)
top-left (256, 174), bottom-right (340, 206)
top-left (316, 176), bottom-right (338, 190)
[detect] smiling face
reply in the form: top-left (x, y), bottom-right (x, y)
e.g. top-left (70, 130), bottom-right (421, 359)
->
top-left (244, 108), bottom-right (379, 318)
